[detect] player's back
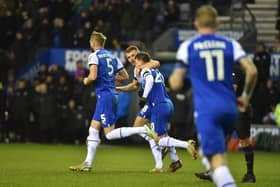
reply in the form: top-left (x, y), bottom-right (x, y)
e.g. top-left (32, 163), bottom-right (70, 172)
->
top-left (140, 68), bottom-right (170, 105)
top-left (184, 34), bottom-right (238, 113)
top-left (88, 49), bottom-right (122, 95)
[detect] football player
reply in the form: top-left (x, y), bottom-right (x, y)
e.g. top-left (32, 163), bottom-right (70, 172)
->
top-left (176, 5), bottom-right (257, 187)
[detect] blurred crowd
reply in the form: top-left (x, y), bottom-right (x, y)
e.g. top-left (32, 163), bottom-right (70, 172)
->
top-left (1, 0), bottom-right (280, 144)
top-left (0, 62), bottom-right (94, 143)
top-left (1, 43), bottom-right (280, 144)
top-left (0, 0), bottom-right (245, 81)
top-left (0, 0), bottom-right (188, 78)
top-left (0, 58), bottom-right (195, 143)
top-left (250, 43), bottom-right (280, 126)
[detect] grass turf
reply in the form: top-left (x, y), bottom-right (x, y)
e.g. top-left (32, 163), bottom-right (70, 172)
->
top-left (0, 143), bottom-right (279, 187)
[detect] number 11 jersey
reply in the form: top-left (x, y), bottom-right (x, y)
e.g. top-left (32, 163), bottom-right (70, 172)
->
top-left (176, 34), bottom-right (246, 114)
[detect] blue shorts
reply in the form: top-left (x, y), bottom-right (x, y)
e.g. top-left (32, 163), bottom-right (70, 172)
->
top-left (150, 101), bottom-right (174, 136)
top-left (195, 110), bottom-right (237, 155)
top-left (92, 93), bottom-right (117, 128)
top-left (137, 104), bottom-right (152, 120)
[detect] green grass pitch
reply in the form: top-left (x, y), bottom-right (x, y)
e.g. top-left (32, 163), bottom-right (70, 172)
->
top-left (0, 143), bottom-right (279, 187)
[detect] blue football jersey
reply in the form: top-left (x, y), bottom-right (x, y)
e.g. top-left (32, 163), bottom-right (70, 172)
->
top-left (140, 68), bottom-right (170, 105)
top-left (88, 49), bottom-right (124, 94)
top-left (176, 34), bottom-right (246, 114)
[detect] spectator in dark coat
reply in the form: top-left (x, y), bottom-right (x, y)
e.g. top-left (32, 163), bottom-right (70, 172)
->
top-left (36, 83), bottom-right (56, 143)
top-left (63, 99), bottom-right (86, 144)
top-left (52, 17), bottom-right (72, 48)
top-left (82, 84), bottom-right (97, 124)
top-left (73, 76), bottom-right (85, 106)
top-left (135, 2), bottom-right (156, 46)
top-left (10, 79), bottom-right (31, 142)
top-left (10, 32), bottom-right (28, 74)
top-left (34, 18), bottom-right (52, 48)
top-left (56, 74), bottom-right (71, 107)
top-left (56, 74), bottom-right (71, 141)
top-left (36, 63), bottom-right (48, 82)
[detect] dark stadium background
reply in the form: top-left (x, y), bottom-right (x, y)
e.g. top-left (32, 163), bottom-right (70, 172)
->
top-left (0, 0), bottom-right (279, 149)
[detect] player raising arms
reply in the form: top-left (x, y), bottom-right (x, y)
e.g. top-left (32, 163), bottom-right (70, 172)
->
top-left (69, 31), bottom-right (156, 172)
top-left (117, 46), bottom-right (182, 172)
top-left (176, 5), bottom-right (257, 187)
top-left (133, 52), bottom-right (197, 172)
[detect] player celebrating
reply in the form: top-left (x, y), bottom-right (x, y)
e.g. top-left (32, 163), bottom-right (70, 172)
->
top-left (117, 46), bottom-right (182, 172)
top-left (176, 5), bottom-right (257, 187)
top-left (133, 51), bottom-right (197, 172)
top-left (69, 31), bottom-right (156, 172)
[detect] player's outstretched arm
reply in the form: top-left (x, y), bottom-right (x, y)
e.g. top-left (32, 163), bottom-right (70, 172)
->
top-left (116, 79), bottom-right (140, 92)
top-left (116, 68), bottom-right (129, 81)
top-left (84, 65), bottom-right (97, 85)
top-left (238, 57), bottom-right (258, 112)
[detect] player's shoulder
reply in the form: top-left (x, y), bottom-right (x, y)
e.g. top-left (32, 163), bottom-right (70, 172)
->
top-left (140, 68), bottom-right (152, 77)
top-left (88, 52), bottom-right (98, 65)
top-left (88, 51), bottom-right (97, 60)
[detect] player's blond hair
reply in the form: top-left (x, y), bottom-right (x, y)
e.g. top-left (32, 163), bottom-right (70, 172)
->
top-left (135, 52), bottom-right (151, 63)
top-left (125, 45), bottom-right (139, 54)
top-left (90, 31), bottom-right (107, 47)
top-left (195, 5), bottom-right (218, 28)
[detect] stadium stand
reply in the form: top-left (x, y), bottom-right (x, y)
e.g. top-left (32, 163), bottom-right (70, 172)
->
top-left (0, 0), bottom-right (280, 147)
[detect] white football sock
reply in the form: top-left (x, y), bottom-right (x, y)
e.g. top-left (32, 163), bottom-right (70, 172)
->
top-left (158, 136), bottom-right (188, 149)
top-left (202, 156), bottom-right (211, 171)
top-left (169, 147), bottom-right (179, 162)
top-left (212, 166), bottom-right (236, 187)
top-left (141, 135), bottom-right (162, 169)
top-left (150, 144), bottom-right (162, 169)
top-left (105, 127), bottom-right (146, 140)
top-left (84, 127), bottom-right (99, 166)
top-left (139, 133), bottom-right (150, 141)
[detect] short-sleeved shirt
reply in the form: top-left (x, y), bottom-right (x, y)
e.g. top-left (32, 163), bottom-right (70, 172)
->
top-left (176, 34), bottom-right (246, 114)
top-left (88, 49), bottom-right (123, 127)
top-left (88, 49), bottom-right (124, 95)
top-left (140, 68), bottom-right (171, 105)
top-left (176, 34), bottom-right (246, 155)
